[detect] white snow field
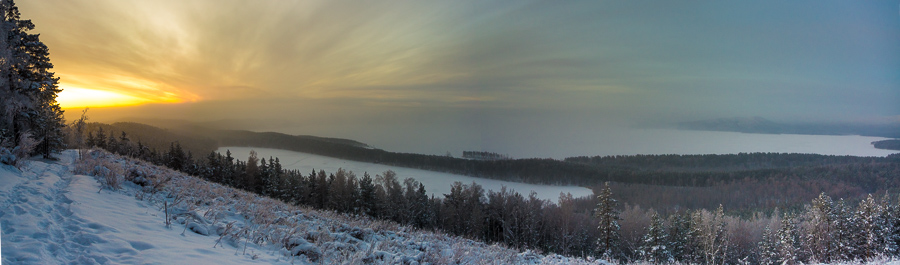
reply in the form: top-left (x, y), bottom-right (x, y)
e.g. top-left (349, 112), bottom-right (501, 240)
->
top-left (218, 147), bottom-right (595, 203)
top-left (0, 150), bottom-right (604, 264)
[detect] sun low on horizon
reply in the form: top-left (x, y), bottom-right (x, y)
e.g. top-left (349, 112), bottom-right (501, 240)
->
top-left (56, 86), bottom-right (150, 109)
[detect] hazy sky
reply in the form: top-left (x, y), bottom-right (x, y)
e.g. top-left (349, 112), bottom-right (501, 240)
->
top-left (18, 0), bottom-right (900, 132)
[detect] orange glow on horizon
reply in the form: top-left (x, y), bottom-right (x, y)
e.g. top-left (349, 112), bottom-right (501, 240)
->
top-left (56, 86), bottom-right (183, 109)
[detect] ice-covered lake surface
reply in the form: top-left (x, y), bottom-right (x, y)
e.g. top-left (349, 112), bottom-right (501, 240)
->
top-left (279, 123), bottom-right (897, 159)
top-left (218, 147), bottom-right (595, 203)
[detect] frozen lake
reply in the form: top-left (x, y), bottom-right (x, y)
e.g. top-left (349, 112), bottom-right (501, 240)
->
top-left (217, 130), bottom-right (895, 203)
top-left (217, 147), bottom-right (595, 203)
top-left (277, 121), bottom-right (896, 159)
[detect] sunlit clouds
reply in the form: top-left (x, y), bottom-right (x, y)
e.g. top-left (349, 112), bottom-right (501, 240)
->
top-left (17, 0), bottom-right (900, 123)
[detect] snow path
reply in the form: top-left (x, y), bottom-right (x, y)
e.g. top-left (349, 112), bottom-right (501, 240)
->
top-left (0, 151), bottom-right (281, 264)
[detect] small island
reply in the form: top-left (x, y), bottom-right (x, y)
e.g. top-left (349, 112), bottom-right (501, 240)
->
top-left (872, 139), bottom-right (900, 151)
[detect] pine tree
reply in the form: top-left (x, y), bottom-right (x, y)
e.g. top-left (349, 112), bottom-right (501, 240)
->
top-left (758, 225), bottom-right (777, 265)
top-left (883, 193), bottom-right (900, 257)
top-left (774, 215), bottom-right (800, 265)
top-left (244, 150), bottom-right (259, 191)
top-left (856, 194), bottom-right (882, 260)
top-left (640, 212), bottom-right (672, 263)
top-left (1, 0), bottom-right (66, 158)
top-left (358, 172), bottom-right (377, 216)
top-left (411, 182), bottom-right (431, 228)
top-left (96, 127), bottom-right (107, 149)
top-left (806, 192), bottom-right (835, 263)
top-left (667, 212), bottom-right (693, 263)
top-left (832, 199), bottom-right (857, 260)
top-left (595, 182), bottom-right (621, 260)
top-left (85, 131), bottom-right (96, 148)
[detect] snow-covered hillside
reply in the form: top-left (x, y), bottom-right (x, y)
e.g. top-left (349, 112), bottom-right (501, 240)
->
top-left (0, 150), bottom-right (604, 264)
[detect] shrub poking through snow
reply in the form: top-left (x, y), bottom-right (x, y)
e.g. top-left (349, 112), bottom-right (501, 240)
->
top-left (75, 149), bottom-right (123, 190)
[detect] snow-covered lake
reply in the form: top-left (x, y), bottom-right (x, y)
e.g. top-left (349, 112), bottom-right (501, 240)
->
top-left (277, 121), bottom-right (896, 159)
top-left (218, 147), bottom-right (594, 203)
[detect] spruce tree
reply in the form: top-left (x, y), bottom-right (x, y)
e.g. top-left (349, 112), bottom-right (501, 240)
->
top-left (667, 212), bottom-right (693, 262)
top-left (775, 215), bottom-right (800, 265)
top-left (806, 192), bottom-right (835, 263)
top-left (358, 172), bottom-right (377, 216)
top-left (1, 0), bottom-right (65, 158)
top-left (758, 225), bottom-right (777, 265)
top-left (832, 199), bottom-right (857, 260)
top-left (595, 181), bottom-right (620, 260)
top-left (640, 212), bottom-right (672, 263)
top-left (856, 194), bottom-right (881, 260)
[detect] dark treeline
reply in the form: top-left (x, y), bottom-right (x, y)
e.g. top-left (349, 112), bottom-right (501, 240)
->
top-left (874, 139), bottom-right (900, 151)
top-left (80, 122), bottom-right (217, 160)
top-left (565, 152), bottom-right (882, 172)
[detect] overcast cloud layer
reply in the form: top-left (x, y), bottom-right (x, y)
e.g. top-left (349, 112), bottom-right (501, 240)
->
top-left (20, 0), bottom-right (900, 130)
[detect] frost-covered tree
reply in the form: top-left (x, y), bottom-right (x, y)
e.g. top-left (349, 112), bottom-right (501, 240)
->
top-left (757, 225), bottom-right (777, 265)
top-left (856, 194), bottom-right (882, 260)
top-left (805, 192), bottom-right (835, 263)
top-left (832, 199), bottom-right (857, 260)
top-left (881, 194), bottom-right (900, 257)
top-left (595, 182), bottom-right (620, 259)
top-left (640, 212), bottom-right (672, 263)
top-left (693, 205), bottom-right (729, 265)
top-left (667, 212), bottom-right (694, 263)
top-left (0, 0), bottom-right (65, 158)
top-left (774, 215), bottom-right (800, 265)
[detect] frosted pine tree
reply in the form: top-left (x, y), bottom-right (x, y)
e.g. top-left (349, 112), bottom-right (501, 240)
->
top-left (881, 195), bottom-right (900, 256)
top-left (667, 212), bottom-right (693, 263)
top-left (640, 212), bottom-right (672, 263)
top-left (0, 0), bottom-right (65, 157)
top-left (757, 225), bottom-right (777, 265)
top-left (878, 193), bottom-right (899, 256)
top-left (774, 215), bottom-right (800, 265)
top-left (832, 198), bottom-right (858, 261)
top-left (805, 192), bottom-right (835, 263)
top-left (595, 181), bottom-right (620, 260)
top-left (856, 194), bottom-right (881, 260)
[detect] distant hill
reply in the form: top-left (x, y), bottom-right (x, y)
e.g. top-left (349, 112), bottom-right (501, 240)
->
top-left (674, 117), bottom-right (900, 138)
top-left (115, 118), bottom-right (371, 149)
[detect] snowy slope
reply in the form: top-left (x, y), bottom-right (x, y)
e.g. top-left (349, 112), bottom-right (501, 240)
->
top-left (0, 150), bottom-right (605, 264)
top-left (0, 151), bottom-right (282, 264)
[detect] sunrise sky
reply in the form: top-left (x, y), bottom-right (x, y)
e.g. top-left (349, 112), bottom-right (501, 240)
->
top-left (18, 0), bottom-right (900, 126)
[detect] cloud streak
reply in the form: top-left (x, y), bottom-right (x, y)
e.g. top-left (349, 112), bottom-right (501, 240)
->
top-left (19, 0), bottom-right (900, 123)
